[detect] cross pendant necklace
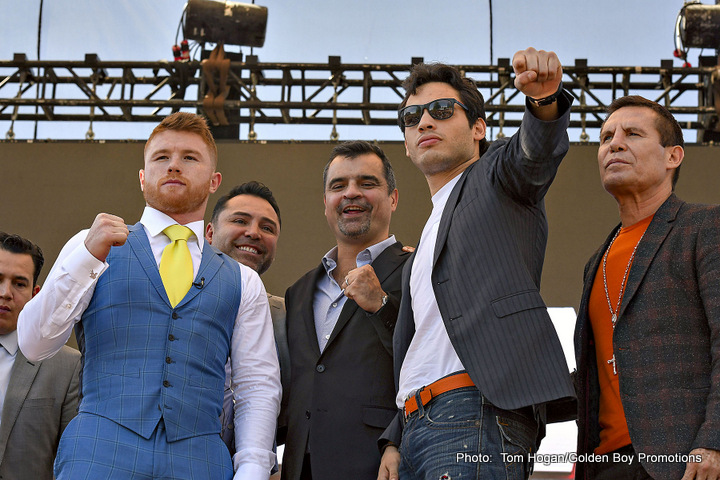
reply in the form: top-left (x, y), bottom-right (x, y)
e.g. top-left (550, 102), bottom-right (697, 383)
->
top-left (601, 228), bottom-right (646, 375)
top-left (607, 354), bottom-right (617, 375)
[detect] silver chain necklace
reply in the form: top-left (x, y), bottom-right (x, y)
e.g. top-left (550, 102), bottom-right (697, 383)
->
top-left (601, 227), bottom-right (646, 376)
top-left (602, 228), bottom-right (646, 328)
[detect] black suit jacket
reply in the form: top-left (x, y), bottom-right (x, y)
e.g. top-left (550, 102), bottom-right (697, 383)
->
top-left (383, 95), bottom-right (576, 446)
top-left (281, 242), bottom-right (409, 480)
top-left (574, 195), bottom-right (720, 479)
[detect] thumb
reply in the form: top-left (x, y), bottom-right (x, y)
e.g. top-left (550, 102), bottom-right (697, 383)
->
top-left (514, 70), bottom-right (537, 88)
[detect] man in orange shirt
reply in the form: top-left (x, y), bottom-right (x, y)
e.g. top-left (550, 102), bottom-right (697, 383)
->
top-left (574, 96), bottom-right (720, 479)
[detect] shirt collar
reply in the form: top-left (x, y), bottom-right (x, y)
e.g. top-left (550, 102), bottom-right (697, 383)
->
top-left (140, 206), bottom-right (205, 251)
top-left (321, 235), bottom-right (397, 275)
top-left (0, 330), bottom-right (18, 356)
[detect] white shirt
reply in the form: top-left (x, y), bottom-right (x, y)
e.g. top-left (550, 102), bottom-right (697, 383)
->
top-left (17, 206), bottom-right (281, 480)
top-left (397, 175), bottom-right (465, 408)
top-left (0, 330), bottom-right (19, 426)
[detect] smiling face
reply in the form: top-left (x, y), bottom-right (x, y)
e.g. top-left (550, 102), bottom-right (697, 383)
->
top-left (206, 194), bottom-right (280, 275)
top-left (139, 130), bottom-right (221, 223)
top-left (598, 106), bottom-right (682, 200)
top-left (0, 249), bottom-right (39, 335)
top-left (323, 153), bottom-right (398, 249)
top-left (403, 82), bottom-right (486, 194)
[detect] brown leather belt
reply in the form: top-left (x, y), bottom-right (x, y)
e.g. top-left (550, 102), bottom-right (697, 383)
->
top-left (404, 372), bottom-right (475, 418)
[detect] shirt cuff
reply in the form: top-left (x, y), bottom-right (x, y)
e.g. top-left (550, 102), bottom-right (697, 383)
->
top-left (64, 242), bottom-right (108, 287)
top-left (233, 462), bottom-right (272, 480)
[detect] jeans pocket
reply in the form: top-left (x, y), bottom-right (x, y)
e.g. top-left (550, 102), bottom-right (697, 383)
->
top-left (424, 390), bottom-right (482, 429)
top-left (496, 414), bottom-right (536, 480)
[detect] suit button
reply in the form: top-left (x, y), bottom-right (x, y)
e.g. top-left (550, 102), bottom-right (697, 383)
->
top-left (172, 311), bottom-right (179, 319)
top-left (316, 364), bottom-right (325, 373)
top-left (166, 357), bottom-right (172, 364)
top-left (305, 410), bottom-right (311, 419)
top-left (168, 334), bottom-right (175, 341)
top-left (163, 380), bottom-right (171, 387)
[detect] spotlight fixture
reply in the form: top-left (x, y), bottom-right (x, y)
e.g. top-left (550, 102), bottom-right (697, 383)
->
top-left (676, 2), bottom-right (720, 50)
top-left (183, 0), bottom-right (268, 47)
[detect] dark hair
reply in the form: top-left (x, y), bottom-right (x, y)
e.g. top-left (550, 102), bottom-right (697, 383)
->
top-left (399, 63), bottom-right (489, 156)
top-left (210, 181), bottom-right (281, 227)
top-left (145, 112), bottom-right (218, 164)
top-left (323, 140), bottom-right (397, 194)
top-left (0, 232), bottom-right (44, 286)
top-left (605, 95), bottom-right (684, 189)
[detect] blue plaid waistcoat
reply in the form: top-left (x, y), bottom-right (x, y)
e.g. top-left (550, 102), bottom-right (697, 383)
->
top-left (75, 223), bottom-right (242, 442)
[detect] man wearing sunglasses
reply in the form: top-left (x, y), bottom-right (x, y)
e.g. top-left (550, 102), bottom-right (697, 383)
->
top-left (378, 48), bottom-right (575, 480)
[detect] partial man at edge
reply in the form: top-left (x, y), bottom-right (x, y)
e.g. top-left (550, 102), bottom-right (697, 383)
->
top-left (0, 232), bottom-right (80, 480)
top-left (574, 95), bottom-right (720, 480)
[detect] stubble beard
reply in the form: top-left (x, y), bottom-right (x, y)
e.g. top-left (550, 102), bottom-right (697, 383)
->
top-left (143, 182), bottom-right (208, 216)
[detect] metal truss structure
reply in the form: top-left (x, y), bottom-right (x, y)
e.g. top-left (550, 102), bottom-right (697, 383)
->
top-left (1, 53), bottom-right (719, 142)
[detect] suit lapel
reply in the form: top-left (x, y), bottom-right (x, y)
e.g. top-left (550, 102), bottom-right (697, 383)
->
top-left (128, 224), bottom-right (221, 308)
top-left (176, 241), bottom-right (223, 308)
top-left (127, 223), bottom-right (171, 306)
top-left (617, 195), bottom-right (682, 321)
top-left (298, 266), bottom-right (324, 357)
top-left (0, 351), bottom-right (40, 462)
top-left (326, 242), bottom-right (407, 349)
top-left (434, 165), bottom-right (473, 267)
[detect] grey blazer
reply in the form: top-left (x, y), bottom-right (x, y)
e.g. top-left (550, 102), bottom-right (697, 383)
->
top-left (383, 93), bottom-right (576, 446)
top-left (0, 345), bottom-right (81, 480)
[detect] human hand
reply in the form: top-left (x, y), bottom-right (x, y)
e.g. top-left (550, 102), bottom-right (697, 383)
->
top-left (342, 264), bottom-right (386, 313)
top-left (512, 47), bottom-right (562, 100)
top-left (377, 445), bottom-right (400, 480)
top-left (681, 448), bottom-right (720, 480)
top-left (84, 213), bottom-right (128, 262)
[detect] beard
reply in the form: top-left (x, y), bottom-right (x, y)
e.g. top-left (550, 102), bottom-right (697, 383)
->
top-left (336, 199), bottom-right (372, 239)
top-left (143, 176), bottom-right (208, 215)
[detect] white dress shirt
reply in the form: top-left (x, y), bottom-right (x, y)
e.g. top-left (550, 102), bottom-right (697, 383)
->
top-left (17, 206), bottom-right (281, 480)
top-left (397, 175), bottom-right (466, 408)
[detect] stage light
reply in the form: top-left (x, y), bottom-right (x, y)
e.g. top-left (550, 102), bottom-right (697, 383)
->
top-left (183, 0), bottom-right (268, 47)
top-left (677, 2), bottom-right (720, 49)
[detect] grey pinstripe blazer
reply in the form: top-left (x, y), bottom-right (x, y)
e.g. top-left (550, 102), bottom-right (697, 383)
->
top-left (383, 93), bottom-right (576, 446)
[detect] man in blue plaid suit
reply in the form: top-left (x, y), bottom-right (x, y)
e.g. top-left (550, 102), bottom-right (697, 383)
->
top-left (574, 96), bottom-right (720, 479)
top-left (18, 112), bottom-right (281, 480)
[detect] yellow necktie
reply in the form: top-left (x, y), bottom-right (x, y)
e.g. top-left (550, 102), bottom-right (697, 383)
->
top-left (160, 225), bottom-right (194, 307)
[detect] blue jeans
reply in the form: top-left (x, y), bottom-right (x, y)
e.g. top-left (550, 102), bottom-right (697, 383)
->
top-left (399, 387), bottom-right (537, 480)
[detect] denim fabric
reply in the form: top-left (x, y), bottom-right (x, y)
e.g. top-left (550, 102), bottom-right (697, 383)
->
top-left (399, 387), bottom-right (537, 480)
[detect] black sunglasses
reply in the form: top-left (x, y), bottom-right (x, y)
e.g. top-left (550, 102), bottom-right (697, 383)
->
top-left (398, 98), bottom-right (469, 128)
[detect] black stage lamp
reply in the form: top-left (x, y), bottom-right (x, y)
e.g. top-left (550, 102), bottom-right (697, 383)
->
top-left (184, 0), bottom-right (268, 47)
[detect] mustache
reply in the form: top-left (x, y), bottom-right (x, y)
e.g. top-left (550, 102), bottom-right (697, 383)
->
top-left (337, 199), bottom-right (372, 214)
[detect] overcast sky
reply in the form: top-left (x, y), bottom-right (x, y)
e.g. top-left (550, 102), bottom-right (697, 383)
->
top-left (0, 0), bottom-right (701, 141)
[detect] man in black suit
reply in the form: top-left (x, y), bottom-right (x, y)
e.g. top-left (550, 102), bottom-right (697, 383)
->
top-left (281, 141), bottom-right (409, 480)
top-left (379, 48), bottom-right (575, 480)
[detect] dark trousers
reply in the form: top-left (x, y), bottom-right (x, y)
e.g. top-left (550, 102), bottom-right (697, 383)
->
top-left (300, 454), bottom-right (312, 480)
